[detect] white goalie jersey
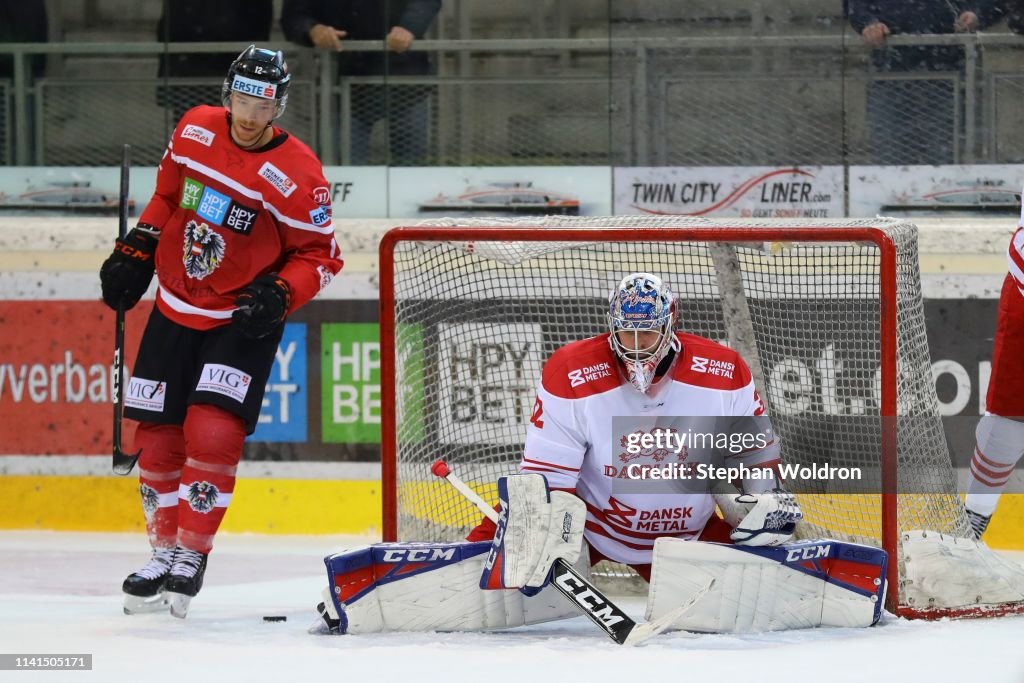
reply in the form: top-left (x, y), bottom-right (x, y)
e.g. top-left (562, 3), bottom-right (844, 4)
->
top-left (519, 331), bottom-right (781, 565)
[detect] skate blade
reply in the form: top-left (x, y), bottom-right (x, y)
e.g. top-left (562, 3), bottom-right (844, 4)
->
top-left (168, 592), bottom-right (193, 619)
top-left (123, 592), bottom-right (169, 615)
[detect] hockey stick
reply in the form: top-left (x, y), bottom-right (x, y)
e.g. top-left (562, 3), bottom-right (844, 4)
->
top-left (430, 460), bottom-right (712, 646)
top-left (111, 143), bottom-right (141, 476)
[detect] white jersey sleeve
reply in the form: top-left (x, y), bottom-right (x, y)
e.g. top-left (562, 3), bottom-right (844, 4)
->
top-left (519, 378), bottom-right (587, 491)
top-left (721, 355), bottom-right (782, 493)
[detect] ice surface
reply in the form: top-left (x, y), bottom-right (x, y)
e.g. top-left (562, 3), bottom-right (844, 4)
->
top-left (1, 531), bottom-right (1022, 683)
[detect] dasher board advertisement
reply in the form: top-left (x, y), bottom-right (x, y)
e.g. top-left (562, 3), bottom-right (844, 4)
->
top-left (0, 167), bottom-right (156, 216)
top-left (849, 165), bottom-right (1022, 217)
top-left (614, 166), bottom-right (843, 218)
top-left (388, 167), bottom-right (612, 218)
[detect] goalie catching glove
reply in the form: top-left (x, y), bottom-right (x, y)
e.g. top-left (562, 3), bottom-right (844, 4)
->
top-left (480, 474), bottom-right (586, 595)
top-left (726, 488), bottom-right (803, 547)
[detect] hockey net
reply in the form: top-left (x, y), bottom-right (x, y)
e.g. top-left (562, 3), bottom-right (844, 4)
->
top-left (379, 216), bottom-right (1024, 619)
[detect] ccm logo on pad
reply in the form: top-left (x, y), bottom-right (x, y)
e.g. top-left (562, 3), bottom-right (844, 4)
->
top-left (785, 545), bottom-right (830, 562)
top-left (381, 548), bottom-right (457, 562)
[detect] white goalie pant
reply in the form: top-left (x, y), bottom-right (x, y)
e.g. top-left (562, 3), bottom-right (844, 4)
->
top-left (321, 541), bottom-right (586, 634)
top-left (646, 537), bottom-right (889, 632)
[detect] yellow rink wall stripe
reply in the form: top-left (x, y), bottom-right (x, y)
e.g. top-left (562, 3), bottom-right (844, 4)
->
top-left (0, 475), bottom-right (1020, 549)
top-left (986, 494), bottom-right (1024, 550)
top-left (0, 476), bottom-right (382, 536)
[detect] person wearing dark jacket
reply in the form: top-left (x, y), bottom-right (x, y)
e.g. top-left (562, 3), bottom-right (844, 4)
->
top-left (281, 0), bottom-right (442, 165)
top-left (1006, 0), bottom-right (1024, 32)
top-left (157, 0), bottom-right (273, 119)
top-left (848, 0), bottom-right (1003, 164)
top-left (0, 0), bottom-right (47, 81)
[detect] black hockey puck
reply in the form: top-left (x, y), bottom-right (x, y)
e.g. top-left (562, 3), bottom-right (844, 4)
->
top-left (263, 616), bottom-right (287, 622)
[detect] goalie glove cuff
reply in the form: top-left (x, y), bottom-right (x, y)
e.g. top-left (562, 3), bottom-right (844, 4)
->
top-left (729, 488), bottom-right (803, 547)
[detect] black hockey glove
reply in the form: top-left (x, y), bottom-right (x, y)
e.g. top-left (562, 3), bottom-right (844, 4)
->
top-left (99, 226), bottom-right (159, 311)
top-left (232, 274), bottom-right (292, 339)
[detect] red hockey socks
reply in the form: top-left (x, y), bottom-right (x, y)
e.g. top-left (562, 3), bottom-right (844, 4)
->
top-left (177, 404), bottom-right (246, 553)
top-left (135, 422), bottom-right (187, 549)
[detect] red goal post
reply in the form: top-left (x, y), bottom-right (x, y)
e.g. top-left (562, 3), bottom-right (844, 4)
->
top-left (377, 216), bottom-right (1024, 620)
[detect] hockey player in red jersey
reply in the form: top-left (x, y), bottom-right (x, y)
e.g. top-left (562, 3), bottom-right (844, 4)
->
top-left (468, 273), bottom-right (802, 580)
top-left (965, 225), bottom-right (1024, 539)
top-left (99, 45), bottom-right (342, 617)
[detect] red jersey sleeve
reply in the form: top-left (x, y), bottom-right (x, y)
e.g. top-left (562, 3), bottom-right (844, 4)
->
top-left (256, 146), bottom-right (343, 312)
top-left (138, 120), bottom-right (187, 230)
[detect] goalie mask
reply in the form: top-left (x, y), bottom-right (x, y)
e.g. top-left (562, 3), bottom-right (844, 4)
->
top-left (608, 273), bottom-right (678, 394)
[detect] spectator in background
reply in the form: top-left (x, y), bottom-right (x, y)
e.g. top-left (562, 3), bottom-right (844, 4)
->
top-left (1006, 0), bottom-right (1024, 32)
top-left (281, 0), bottom-right (442, 166)
top-left (848, 0), bottom-right (1003, 165)
top-left (157, 0), bottom-right (273, 121)
top-left (0, 1), bottom-right (47, 81)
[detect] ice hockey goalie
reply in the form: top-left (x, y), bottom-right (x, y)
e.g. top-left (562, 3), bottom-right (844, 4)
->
top-left (310, 273), bottom-right (891, 637)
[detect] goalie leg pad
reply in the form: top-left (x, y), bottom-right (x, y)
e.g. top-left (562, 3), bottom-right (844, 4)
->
top-left (646, 538), bottom-right (887, 632)
top-left (321, 541), bottom-right (585, 634)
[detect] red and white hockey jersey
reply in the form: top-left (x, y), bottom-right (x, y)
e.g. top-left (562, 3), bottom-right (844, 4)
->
top-left (1007, 225), bottom-right (1024, 298)
top-left (986, 225), bottom-right (1024, 417)
top-left (519, 331), bottom-right (780, 565)
top-left (138, 105), bottom-right (343, 330)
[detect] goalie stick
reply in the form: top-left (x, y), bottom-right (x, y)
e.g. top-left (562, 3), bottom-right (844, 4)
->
top-left (111, 143), bottom-right (142, 476)
top-left (430, 460), bottom-right (713, 646)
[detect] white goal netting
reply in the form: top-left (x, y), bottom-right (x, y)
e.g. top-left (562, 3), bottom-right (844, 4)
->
top-left (381, 215), bottom-right (984, 616)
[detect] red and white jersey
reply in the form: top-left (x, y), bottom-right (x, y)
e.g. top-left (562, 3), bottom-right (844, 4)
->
top-left (519, 331), bottom-right (780, 565)
top-left (1007, 225), bottom-right (1024, 297)
top-left (986, 225), bottom-right (1024, 417)
top-left (138, 105), bottom-right (343, 330)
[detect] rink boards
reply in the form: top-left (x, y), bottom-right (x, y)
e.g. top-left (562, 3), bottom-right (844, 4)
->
top-left (0, 217), bottom-right (1021, 549)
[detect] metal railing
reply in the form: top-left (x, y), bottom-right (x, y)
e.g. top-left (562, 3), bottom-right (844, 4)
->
top-left (0, 80), bottom-right (10, 166)
top-left (1, 34), bottom-right (1024, 167)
